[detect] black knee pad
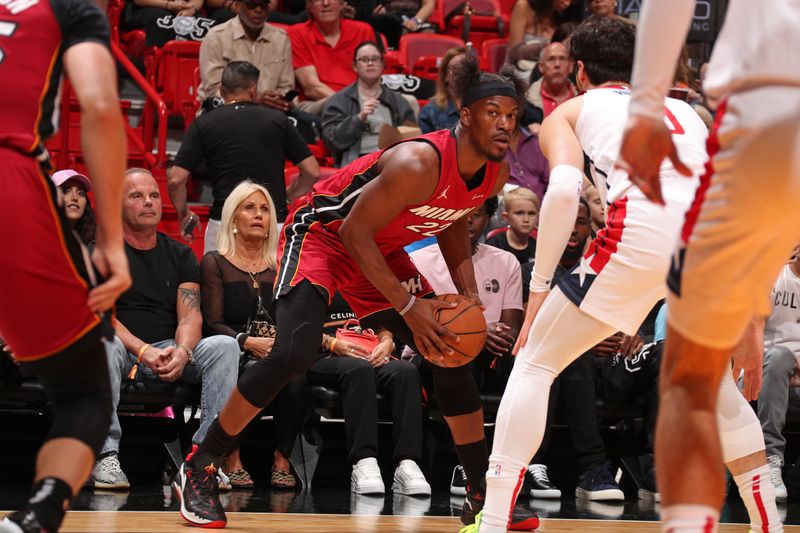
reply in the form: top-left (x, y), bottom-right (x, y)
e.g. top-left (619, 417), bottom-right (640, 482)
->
top-left (430, 363), bottom-right (482, 417)
top-left (23, 334), bottom-right (114, 457)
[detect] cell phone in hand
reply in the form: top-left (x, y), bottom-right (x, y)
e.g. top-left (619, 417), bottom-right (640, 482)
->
top-left (183, 217), bottom-right (198, 235)
top-left (283, 89), bottom-right (300, 101)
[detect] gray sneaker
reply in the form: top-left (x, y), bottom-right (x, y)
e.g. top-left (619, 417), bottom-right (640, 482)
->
top-left (768, 455), bottom-right (788, 503)
top-left (91, 453), bottom-right (130, 490)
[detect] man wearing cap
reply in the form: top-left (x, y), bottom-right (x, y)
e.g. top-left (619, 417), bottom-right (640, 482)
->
top-left (198, 0), bottom-right (295, 111)
top-left (173, 56), bottom-right (529, 529)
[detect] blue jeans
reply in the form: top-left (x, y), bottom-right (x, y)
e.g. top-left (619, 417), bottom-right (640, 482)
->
top-left (101, 335), bottom-right (239, 455)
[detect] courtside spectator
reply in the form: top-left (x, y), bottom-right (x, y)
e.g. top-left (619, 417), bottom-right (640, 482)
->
top-left (168, 61), bottom-right (319, 254)
top-left (418, 47), bottom-right (466, 134)
top-left (307, 294), bottom-right (431, 495)
top-left (486, 187), bottom-right (539, 265)
top-left (200, 182), bottom-right (307, 489)
top-left (51, 169), bottom-right (96, 245)
top-left (752, 245), bottom-right (800, 502)
top-left (322, 41), bottom-right (415, 167)
top-left (525, 41), bottom-right (576, 127)
top-left (198, 0), bottom-right (295, 111)
top-left (288, 0), bottom-right (375, 115)
top-left (92, 169), bottom-right (239, 489)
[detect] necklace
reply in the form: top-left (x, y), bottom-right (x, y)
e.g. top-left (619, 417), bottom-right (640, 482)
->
top-left (233, 250), bottom-right (264, 288)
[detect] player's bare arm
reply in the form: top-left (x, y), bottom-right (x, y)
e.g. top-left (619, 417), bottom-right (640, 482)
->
top-left (339, 142), bottom-right (458, 358)
top-left (514, 100), bottom-right (586, 354)
top-left (64, 41), bottom-right (130, 312)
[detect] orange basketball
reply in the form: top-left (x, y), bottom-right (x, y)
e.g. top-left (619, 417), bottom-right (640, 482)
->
top-left (419, 294), bottom-right (487, 368)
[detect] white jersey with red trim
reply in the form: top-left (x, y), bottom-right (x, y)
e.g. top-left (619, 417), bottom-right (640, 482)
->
top-left (575, 86), bottom-right (708, 208)
top-left (704, 0), bottom-right (800, 105)
top-left (556, 86), bottom-right (708, 334)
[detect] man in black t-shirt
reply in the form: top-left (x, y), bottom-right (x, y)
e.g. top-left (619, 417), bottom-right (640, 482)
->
top-left (167, 61), bottom-right (320, 254)
top-left (91, 168), bottom-right (239, 489)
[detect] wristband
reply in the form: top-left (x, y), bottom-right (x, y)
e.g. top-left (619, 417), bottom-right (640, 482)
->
top-left (179, 343), bottom-right (194, 363)
top-left (137, 343), bottom-right (151, 362)
top-left (529, 270), bottom-right (552, 294)
top-left (398, 295), bottom-right (416, 316)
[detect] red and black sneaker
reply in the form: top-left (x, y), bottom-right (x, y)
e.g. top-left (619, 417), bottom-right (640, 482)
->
top-left (460, 486), bottom-right (485, 526)
top-left (0, 507), bottom-right (45, 533)
top-left (173, 456), bottom-right (227, 529)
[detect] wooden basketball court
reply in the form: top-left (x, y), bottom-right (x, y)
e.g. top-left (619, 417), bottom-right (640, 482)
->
top-left (54, 511), bottom-right (800, 532)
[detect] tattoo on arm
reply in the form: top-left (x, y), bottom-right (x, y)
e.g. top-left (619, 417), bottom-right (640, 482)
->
top-left (179, 287), bottom-right (200, 311)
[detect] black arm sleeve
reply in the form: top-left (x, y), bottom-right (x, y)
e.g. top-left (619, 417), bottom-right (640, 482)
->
top-left (53, 0), bottom-right (111, 51)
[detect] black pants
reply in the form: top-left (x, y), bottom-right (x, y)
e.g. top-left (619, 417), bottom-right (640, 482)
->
top-left (307, 355), bottom-right (423, 463)
top-left (534, 352), bottom-right (606, 472)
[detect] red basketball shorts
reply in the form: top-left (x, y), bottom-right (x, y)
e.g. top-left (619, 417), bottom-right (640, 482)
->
top-left (274, 203), bottom-right (432, 318)
top-left (0, 147), bottom-right (100, 361)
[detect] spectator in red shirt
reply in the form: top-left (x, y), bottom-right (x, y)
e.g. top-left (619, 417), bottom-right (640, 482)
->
top-left (288, 0), bottom-right (376, 115)
top-left (524, 41), bottom-right (576, 131)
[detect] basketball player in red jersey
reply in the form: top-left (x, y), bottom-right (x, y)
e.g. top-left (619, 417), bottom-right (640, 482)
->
top-left (616, 0), bottom-right (800, 531)
top-left (0, 0), bottom-right (130, 531)
top-left (173, 56), bottom-right (528, 529)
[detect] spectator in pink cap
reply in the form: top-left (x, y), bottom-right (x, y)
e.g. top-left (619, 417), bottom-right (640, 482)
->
top-left (51, 169), bottom-right (96, 244)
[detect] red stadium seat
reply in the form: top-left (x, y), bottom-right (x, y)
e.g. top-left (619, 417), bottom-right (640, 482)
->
top-left (399, 33), bottom-right (465, 74)
top-left (147, 40), bottom-right (201, 129)
top-left (411, 56), bottom-right (441, 80)
top-left (480, 38), bottom-right (508, 72)
top-left (436, 0), bottom-right (505, 50)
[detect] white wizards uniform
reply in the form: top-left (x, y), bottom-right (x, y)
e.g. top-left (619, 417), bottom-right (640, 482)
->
top-left (557, 86), bottom-right (708, 334)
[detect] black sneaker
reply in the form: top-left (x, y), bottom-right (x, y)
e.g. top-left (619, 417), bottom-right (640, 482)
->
top-left (637, 466), bottom-right (660, 503)
top-left (575, 462), bottom-right (624, 501)
top-left (525, 464), bottom-right (561, 499)
top-left (0, 506), bottom-right (46, 533)
top-left (173, 460), bottom-right (227, 528)
top-left (450, 465), bottom-right (467, 496)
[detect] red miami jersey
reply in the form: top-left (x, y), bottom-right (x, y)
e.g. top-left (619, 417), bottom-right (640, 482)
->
top-left (304, 129), bottom-right (501, 254)
top-left (0, 0), bottom-right (110, 154)
top-left (275, 129), bottom-right (502, 311)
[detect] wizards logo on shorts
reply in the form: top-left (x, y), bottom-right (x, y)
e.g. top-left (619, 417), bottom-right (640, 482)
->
top-left (667, 247), bottom-right (686, 297)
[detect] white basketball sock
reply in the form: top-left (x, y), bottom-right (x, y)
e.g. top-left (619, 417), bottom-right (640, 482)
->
top-left (733, 465), bottom-right (783, 533)
top-left (661, 504), bottom-right (719, 533)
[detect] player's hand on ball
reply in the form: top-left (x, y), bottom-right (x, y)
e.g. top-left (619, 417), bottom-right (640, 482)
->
top-left (513, 291), bottom-right (548, 356)
top-left (404, 297), bottom-right (458, 364)
top-left (89, 243), bottom-right (131, 313)
top-left (615, 115), bottom-right (692, 206)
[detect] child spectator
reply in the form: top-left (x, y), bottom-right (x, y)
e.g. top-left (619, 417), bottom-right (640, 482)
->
top-left (486, 187), bottom-right (539, 265)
